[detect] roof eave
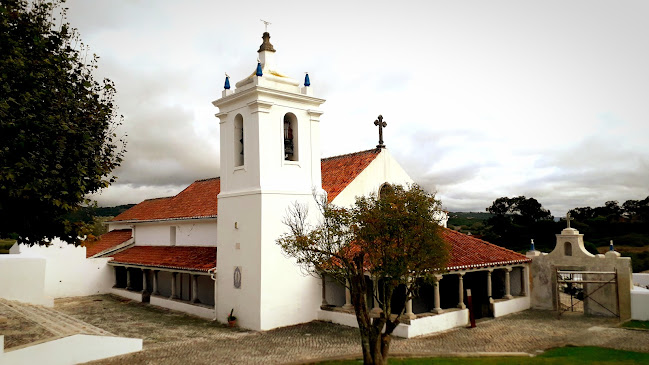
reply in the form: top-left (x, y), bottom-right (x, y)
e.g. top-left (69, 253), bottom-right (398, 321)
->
top-left (110, 215), bottom-right (218, 224)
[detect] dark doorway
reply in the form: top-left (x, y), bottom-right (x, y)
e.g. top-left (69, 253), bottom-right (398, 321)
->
top-left (463, 271), bottom-right (491, 319)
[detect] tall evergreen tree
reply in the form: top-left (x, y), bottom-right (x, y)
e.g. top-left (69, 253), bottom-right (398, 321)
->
top-left (0, 0), bottom-right (125, 244)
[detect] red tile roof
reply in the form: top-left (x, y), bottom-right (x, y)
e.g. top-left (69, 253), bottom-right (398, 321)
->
top-left (110, 246), bottom-right (217, 272)
top-left (111, 178), bottom-right (219, 222)
top-left (321, 149), bottom-right (382, 203)
top-left (443, 228), bottom-right (531, 270)
top-left (84, 229), bottom-right (132, 258)
top-left (112, 150), bottom-right (382, 222)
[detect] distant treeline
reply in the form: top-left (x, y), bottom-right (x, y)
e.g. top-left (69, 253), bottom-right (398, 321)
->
top-left (448, 196), bottom-right (649, 273)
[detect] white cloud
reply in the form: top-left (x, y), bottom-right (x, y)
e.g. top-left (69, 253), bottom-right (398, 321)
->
top-left (65, 1), bottom-right (649, 216)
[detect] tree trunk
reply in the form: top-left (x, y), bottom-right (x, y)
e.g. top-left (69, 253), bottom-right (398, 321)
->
top-left (350, 274), bottom-right (402, 364)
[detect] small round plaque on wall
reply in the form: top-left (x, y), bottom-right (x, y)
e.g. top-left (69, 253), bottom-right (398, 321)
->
top-left (233, 266), bottom-right (242, 289)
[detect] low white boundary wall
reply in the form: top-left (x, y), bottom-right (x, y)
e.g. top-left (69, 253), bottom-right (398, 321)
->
top-left (393, 309), bottom-right (468, 338)
top-left (493, 296), bottom-right (531, 318)
top-left (317, 309), bottom-right (469, 338)
top-left (0, 256), bottom-right (52, 307)
top-left (633, 273), bottom-right (649, 288)
top-left (110, 288), bottom-right (145, 302)
top-left (0, 334), bottom-right (142, 365)
top-left (8, 240), bottom-right (114, 299)
top-left (150, 296), bottom-right (215, 320)
top-left (631, 286), bottom-right (649, 321)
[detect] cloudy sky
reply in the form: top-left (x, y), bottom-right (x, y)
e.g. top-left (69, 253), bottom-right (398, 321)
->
top-left (66, 0), bottom-right (649, 216)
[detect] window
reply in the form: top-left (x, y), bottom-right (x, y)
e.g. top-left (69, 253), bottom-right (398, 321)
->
top-left (234, 114), bottom-right (244, 167)
top-left (378, 182), bottom-right (393, 199)
top-left (564, 242), bottom-right (572, 256)
top-left (170, 226), bottom-right (177, 246)
top-left (283, 113), bottom-right (298, 161)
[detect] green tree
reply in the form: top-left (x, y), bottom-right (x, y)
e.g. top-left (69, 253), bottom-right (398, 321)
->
top-left (0, 0), bottom-right (125, 244)
top-left (277, 184), bottom-right (449, 365)
top-left (484, 196), bottom-right (555, 251)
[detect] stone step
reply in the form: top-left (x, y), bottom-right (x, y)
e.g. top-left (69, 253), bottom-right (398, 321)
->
top-left (0, 298), bottom-right (113, 337)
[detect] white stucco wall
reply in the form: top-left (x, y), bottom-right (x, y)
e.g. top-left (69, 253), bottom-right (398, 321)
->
top-left (259, 193), bottom-right (322, 330)
top-left (317, 309), bottom-right (469, 338)
top-left (492, 296), bottom-right (531, 318)
top-left (107, 223), bottom-right (131, 231)
top-left (9, 239), bottom-right (113, 298)
top-left (633, 273), bottom-right (649, 288)
top-left (150, 296), bottom-right (215, 320)
top-left (0, 334), bottom-right (142, 365)
top-left (631, 286), bottom-right (649, 321)
top-left (0, 255), bottom-right (52, 307)
top-left (216, 192), bottom-right (263, 328)
top-left (395, 309), bottom-right (469, 338)
top-left (132, 219), bottom-right (217, 246)
top-left (331, 148), bottom-right (414, 208)
top-left (110, 287), bottom-right (144, 302)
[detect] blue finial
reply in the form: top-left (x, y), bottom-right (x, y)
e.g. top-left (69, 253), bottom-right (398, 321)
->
top-left (609, 240), bottom-right (614, 251)
top-left (224, 73), bottom-right (230, 90)
top-left (304, 72), bottom-right (311, 87)
top-left (256, 61), bottom-right (263, 77)
top-left (530, 239), bottom-right (535, 251)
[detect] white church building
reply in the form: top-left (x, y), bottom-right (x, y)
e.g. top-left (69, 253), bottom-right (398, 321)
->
top-left (82, 31), bottom-right (533, 337)
top-left (4, 31), bottom-right (537, 339)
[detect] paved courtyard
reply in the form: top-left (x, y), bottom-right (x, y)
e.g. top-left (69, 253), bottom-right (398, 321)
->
top-left (51, 295), bottom-right (649, 364)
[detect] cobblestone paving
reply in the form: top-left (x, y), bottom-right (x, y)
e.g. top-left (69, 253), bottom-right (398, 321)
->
top-left (54, 295), bottom-right (649, 365)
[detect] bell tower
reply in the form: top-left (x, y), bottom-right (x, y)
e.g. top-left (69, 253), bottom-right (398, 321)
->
top-left (212, 31), bottom-right (325, 331)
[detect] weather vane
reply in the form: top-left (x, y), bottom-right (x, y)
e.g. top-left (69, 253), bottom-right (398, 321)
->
top-left (260, 19), bottom-right (271, 32)
top-left (374, 115), bottom-right (387, 149)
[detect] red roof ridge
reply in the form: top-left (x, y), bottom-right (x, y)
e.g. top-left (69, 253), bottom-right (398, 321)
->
top-left (109, 245), bottom-right (217, 272)
top-left (441, 227), bottom-right (531, 270)
top-left (194, 177), bottom-right (221, 182)
top-left (111, 149), bottom-right (383, 222)
top-left (321, 148), bottom-right (381, 162)
top-left (84, 229), bottom-right (133, 258)
top-left (142, 196), bottom-right (174, 202)
top-left (442, 227), bottom-right (527, 257)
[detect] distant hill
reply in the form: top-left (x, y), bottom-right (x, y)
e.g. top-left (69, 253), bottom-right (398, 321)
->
top-left (94, 204), bottom-right (136, 217)
top-left (447, 212), bottom-right (493, 226)
top-left (447, 212), bottom-right (494, 236)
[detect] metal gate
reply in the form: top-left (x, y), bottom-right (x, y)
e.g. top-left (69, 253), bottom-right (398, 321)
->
top-left (556, 269), bottom-right (619, 318)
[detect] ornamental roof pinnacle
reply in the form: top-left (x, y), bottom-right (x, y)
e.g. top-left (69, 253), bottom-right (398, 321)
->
top-left (258, 32), bottom-right (276, 53)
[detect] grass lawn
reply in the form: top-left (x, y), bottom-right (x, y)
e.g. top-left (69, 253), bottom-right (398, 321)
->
top-left (318, 346), bottom-right (649, 364)
top-left (622, 320), bottom-right (649, 330)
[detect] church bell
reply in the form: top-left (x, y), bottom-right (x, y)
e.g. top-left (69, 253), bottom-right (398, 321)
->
top-left (284, 119), bottom-right (294, 158)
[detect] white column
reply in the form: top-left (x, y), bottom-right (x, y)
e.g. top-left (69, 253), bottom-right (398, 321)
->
top-left (152, 270), bottom-right (159, 295)
top-left (113, 267), bottom-right (119, 288)
top-left (404, 298), bottom-right (416, 319)
top-left (126, 268), bottom-right (132, 290)
top-left (505, 267), bottom-right (513, 299)
top-left (520, 266), bottom-right (527, 296)
top-left (458, 272), bottom-right (466, 309)
top-left (191, 275), bottom-right (200, 303)
top-left (433, 275), bottom-right (443, 314)
top-left (370, 277), bottom-right (382, 315)
top-left (142, 270), bottom-right (148, 294)
top-left (342, 279), bottom-right (353, 310)
top-left (403, 277), bottom-right (416, 319)
top-left (170, 272), bottom-right (178, 299)
top-left (487, 269), bottom-right (493, 303)
top-left (321, 274), bottom-right (328, 306)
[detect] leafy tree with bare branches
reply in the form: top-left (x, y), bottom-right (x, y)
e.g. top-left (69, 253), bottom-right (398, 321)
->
top-left (277, 184), bottom-right (449, 365)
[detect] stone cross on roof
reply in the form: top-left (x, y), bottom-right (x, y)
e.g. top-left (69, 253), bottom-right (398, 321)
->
top-left (374, 115), bottom-right (387, 149)
top-left (566, 212), bottom-right (574, 228)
